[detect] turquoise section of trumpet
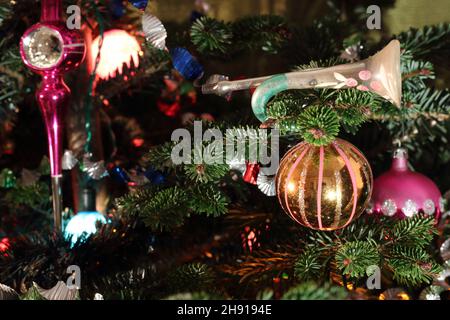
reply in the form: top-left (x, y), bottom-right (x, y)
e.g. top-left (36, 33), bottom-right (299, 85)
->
top-left (251, 74), bottom-right (288, 122)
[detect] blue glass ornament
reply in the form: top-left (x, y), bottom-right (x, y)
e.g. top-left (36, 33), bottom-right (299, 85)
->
top-left (170, 47), bottom-right (204, 80)
top-left (129, 0), bottom-right (149, 10)
top-left (64, 211), bottom-right (107, 246)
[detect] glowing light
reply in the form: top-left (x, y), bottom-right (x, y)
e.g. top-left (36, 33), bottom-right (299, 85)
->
top-left (102, 98), bottom-right (110, 106)
top-left (379, 291), bottom-right (410, 300)
top-left (64, 211), bottom-right (107, 245)
top-left (325, 190), bottom-right (337, 201)
top-left (0, 237), bottom-right (10, 255)
top-left (91, 30), bottom-right (141, 80)
top-left (399, 293), bottom-right (410, 300)
top-left (132, 138), bottom-right (145, 147)
top-left (287, 182), bottom-right (296, 192)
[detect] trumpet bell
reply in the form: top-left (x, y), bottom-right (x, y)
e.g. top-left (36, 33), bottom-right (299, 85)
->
top-left (366, 39), bottom-right (402, 108)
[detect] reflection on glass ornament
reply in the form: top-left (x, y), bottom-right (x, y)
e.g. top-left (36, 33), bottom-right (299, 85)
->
top-left (275, 139), bottom-right (373, 231)
top-left (22, 26), bottom-right (63, 69)
top-left (94, 293), bottom-right (104, 300)
top-left (441, 238), bottom-right (450, 262)
top-left (379, 288), bottom-right (410, 300)
top-left (62, 150), bottom-right (78, 170)
top-left (371, 148), bottom-right (442, 220)
top-left (91, 29), bottom-right (141, 80)
top-left (436, 267), bottom-right (450, 283)
top-left (419, 285), bottom-right (446, 300)
top-left (64, 211), bottom-right (107, 245)
top-left (64, 188), bottom-right (108, 245)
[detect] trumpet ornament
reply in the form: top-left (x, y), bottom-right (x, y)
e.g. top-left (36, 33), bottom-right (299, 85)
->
top-left (202, 40), bottom-right (402, 122)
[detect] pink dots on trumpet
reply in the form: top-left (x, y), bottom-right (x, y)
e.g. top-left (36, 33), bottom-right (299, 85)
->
top-left (358, 70), bottom-right (372, 81)
top-left (370, 80), bottom-right (383, 91)
top-left (345, 78), bottom-right (358, 87)
top-left (357, 85), bottom-right (369, 91)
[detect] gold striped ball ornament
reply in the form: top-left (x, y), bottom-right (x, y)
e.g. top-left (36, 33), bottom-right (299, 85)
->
top-left (275, 139), bottom-right (373, 231)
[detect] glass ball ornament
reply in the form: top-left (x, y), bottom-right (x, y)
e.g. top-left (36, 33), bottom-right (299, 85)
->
top-left (21, 25), bottom-right (64, 69)
top-left (275, 139), bottom-right (373, 231)
top-left (64, 211), bottom-right (107, 246)
top-left (371, 148), bottom-right (442, 220)
top-left (64, 188), bottom-right (108, 246)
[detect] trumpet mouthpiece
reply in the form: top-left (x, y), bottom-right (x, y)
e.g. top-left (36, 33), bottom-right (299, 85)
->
top-left (202, 83), bottom-right (219, 94)
top-left (202, 74), bottom-right (230, 95)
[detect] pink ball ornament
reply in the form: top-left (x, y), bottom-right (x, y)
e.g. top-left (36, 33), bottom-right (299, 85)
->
top-left (370, 148), bottom-right (443, 220)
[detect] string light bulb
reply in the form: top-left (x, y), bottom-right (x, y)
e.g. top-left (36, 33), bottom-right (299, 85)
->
top-left (91, 29), bottom-right (141, 80)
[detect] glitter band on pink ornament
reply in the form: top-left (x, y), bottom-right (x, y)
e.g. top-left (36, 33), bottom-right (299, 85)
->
top-left (370, 148), bottom-right (442, 221)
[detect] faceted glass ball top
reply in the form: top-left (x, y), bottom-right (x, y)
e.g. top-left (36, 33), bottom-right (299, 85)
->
top-left (22, 26), bottom-right (63, 69)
